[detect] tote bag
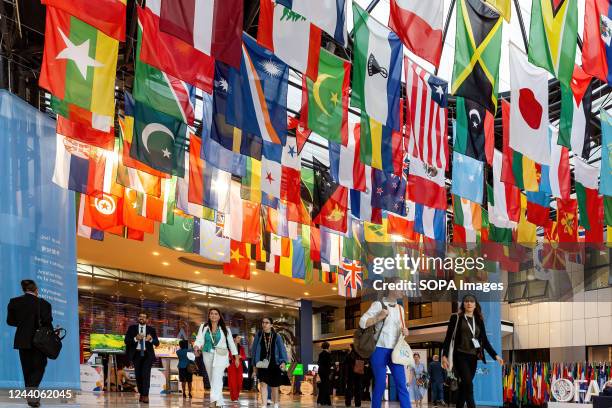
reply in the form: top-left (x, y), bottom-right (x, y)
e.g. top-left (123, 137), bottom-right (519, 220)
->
top-left (391, 306), bottom-right (415, 367)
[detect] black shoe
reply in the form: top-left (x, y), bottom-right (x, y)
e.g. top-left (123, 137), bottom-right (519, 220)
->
top-left (27, 402), bottom-right (40, 408)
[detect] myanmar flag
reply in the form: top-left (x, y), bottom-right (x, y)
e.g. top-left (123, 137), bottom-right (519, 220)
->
top-left (528, 0), bottom-right (578, 87)
top-left (302, 48), bottom-right (350, 144)
top-left (451, 0), bottom-right (502, 114)
top-left (40, 7), bottom-right (118, 118)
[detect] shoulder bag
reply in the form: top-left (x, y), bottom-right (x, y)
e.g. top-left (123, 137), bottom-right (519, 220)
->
top-left (255, 332), bottom-right (271, 369)
top-left (391, 305), bottom-right (415, 367)
top-left (32, 299), bottom-right (65, 360)
top-left (353, 301), bottom-right (387, 358)
top-left (446, 313), bottom-right (460, 371)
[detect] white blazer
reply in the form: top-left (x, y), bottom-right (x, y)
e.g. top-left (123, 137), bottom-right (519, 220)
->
top-left (195, 324), bottom-right (239, 356)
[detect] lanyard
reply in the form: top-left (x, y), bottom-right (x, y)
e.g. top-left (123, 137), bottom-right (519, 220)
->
top-left (464, 315), bottom-right (476, 338)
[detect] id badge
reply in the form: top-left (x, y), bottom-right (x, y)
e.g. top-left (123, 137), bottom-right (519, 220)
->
top-left (472, 338), bottom-right (481, 348)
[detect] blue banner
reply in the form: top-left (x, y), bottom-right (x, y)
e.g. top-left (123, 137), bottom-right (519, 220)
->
top-left (0, 91), bottom-right (80, 389)
top-left (473, 271), bottom-right (503, 406)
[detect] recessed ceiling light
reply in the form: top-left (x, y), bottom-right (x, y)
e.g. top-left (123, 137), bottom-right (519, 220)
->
top-left (252, 271), bottom-right (258, 275)
top-left (332, 287), bottom-right (337, 291)
top-left (175, 247), bottom-right (184, 251)
top-left (152, 251), bottom-right (160, 256)
top-left (138, 288), bottom-right (143, 292)
top-left (250, 261), bottom-right (256, 266)
top-left (162, 261), bottom-right (170, 266)
top-left (191, 297), bottom-right (196, 300)
top-left (304, 292), bottom-right (310, 296)
top-left (230, 274), bottom-right (235, 278)
top-left (194, 270), bottom-right (201, 275)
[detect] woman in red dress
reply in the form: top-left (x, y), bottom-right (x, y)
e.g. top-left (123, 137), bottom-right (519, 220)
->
top-left (228, 334), bottom-right (246, 402)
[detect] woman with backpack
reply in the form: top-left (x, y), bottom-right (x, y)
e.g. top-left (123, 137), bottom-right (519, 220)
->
top-left (441, 294), bottom-right (503, 408)
top-left (194, 308), bottom-right (239, 407)
top-left (358, 284), bottom-right (410, 408)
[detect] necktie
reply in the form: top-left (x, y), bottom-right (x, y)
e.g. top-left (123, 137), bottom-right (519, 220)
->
top-left (140, 326), bottom-right (145, 357)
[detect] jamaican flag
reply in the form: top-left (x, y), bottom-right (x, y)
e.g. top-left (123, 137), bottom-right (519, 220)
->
top-left (451, 0), bottom-right (503, 114)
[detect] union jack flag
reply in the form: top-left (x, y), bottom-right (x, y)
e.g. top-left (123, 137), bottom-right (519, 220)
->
top-left (339, 258), bottom-right (363, 298)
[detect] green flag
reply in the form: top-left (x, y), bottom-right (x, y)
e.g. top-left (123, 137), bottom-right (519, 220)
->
top-left (131, 100), bottom-right (189, 177)
top-left (527, 0), bottom-right (578, 87)
top-left (605, 196), bottom-right (612, 226)
top-left (304, 48), bottom-right (350, 143)
top-left (159, 213), bottom-right (194, 252)
top-left (451, 0), bottom-right (503, 114)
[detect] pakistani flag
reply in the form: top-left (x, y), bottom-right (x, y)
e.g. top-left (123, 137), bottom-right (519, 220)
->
top-left (130, 100), bottom-right (189, 177)
top-left (159, 213), bottom-right (194, 252)
top-left (133, 23), bottom-right (196, 125)
top-left (351, 3), bottom-right (402, 131)
top-left (528, 0), bottom-right (577, 87)
top-left (304, 48), bottom-right (350, 144)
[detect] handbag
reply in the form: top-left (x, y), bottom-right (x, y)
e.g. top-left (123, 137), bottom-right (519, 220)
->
top-left (446, 314), bottom-right (460, 372)
top-left (353, 301), bottom-right (387, 358)
top-left (280, 371), bottom-right (291, 386)
top-left (32, 299), bottom-right (65, 360)
top-left (391, 306), bottom-right (415, 367)
top-left (186, 362), bottom-right (198, 374)
top-left (353, 359), bottom-right (365, 375)
top-left (445, 371), bottom-right (459, 392)
top-left (256, 359), bottom-right (270, 369)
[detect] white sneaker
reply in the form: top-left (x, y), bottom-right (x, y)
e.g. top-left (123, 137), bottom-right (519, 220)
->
top-left (273, 404), bottom-right (280, 408)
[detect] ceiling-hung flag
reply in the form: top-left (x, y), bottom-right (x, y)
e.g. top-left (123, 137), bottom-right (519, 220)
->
top-left (123, 188), bottom-right (154, 234)
top-left (405, 58), bottom-right (448, 170)
top-left (484, 0), bottom-right (511, 22)
top-left (452, 195), bottom-right (482, 243)
top-left (52, 134), bottom-right (99, 194)
top-left (606, 197), bottom-right (612, 226)
top-left (387, 202), bottom-right (418, 241)
top-left (223, 240), bottom-right (251, 280)
top-left (137, 5), bottom-right (214, 93)
top-left (350, 167), bottom-right (383, 223)
top-left (290, 238), bottom-right (306, 280)
top-left (193, 217), bottom-right (230, 262)
top-left (83, 192), bottom-right (124, 233)
top-left (389, 0), bottom-right (443, 67)
top-left (450, 151), bottom-right (484, 204)
top-left (241, 157), bottom-right (262, 202)
top-left (509, 43), bottom-right (551, 165)
top-left (338, 258), bottom-right (363, 298)
top-left (41, 0), bottom-right (126, 41)
top-left (288, 116), bottom-right (312, 152)
top-left (320, 227), bottom-right (342, 265)
top-left (319, 263), bottom-right (338, 284)
top-left (329, 123), bottom-right (366, 191)
top-left (372, 169), bottom-right (407, 216)
top-left (133, 20), bottom-right (195, 125)
top-left (208, 64), bottom-right (262, 159)
top-left (360, 114), bottom-right (404, 175)
top-left (556, 198), bottom-right (578, 242)
top-left (526, 191), bottom-right (551, 226)
top-left (176, 150), bottom-right (204, 217)
top-left (158, 0), bottom-right (242, 68)
top-left (485, 184), bottom-right (513, 243)
top-left (277, 0), bottom-right (347, 46)
top-left (141, 176), bottom-right (177, 224)
top-left (549, 127), bottom-right (571, 200)
top-left (302, 49), bottom-right (350, 144)
top-left (451, 0), bottom-right (502, 113)
top-left (559, 66), bottom-right (592, 156)
top-left (50, 96), bottom-right (113, 134)
top-left (261, 150), bottom-right (283, 201)
top-left (454, 96), bottom-right (490, 162)
top-left (351, 3), bottom-right (403, 131)
top-left (56, 114), bottom-right (114, 151)
top-left (265, 202), bottom-right (299, 239)
top-left (298, 167), bottom-right (315, 225)
top-left (77, 194), bottom-right (104, 241)
top-left (228, 183), bottom-right (261, 244)
top-left (599, 108), bottom-right (612, 196)
top-left (159, 212), bottom-right (194, 251)
top-left (574, 157), bottom-right (602, 227)
top-left (281, 134), bottom-right (302, 205)
top-left (226, 34), bottom-right (289, 146)
top-left (583, 0), bottom-right (612, 84)
top-left (313, 157), bottom-right (348, 233)
top-left (130, 99), bottom-right (189, 177)
top-left (492, 149), bottom-right (520, 223)
top-left (202, 161), bottom-right (232, 214)
top-left (414, 203), bottom-right (446, 241)
top-left (407, 157), bottom-right (446, 210)
top-left (516, 193), bottom-right (537, 245)
top-left (265, 232), bottom-right (291, 257)
top-left (258, 0), bottom-right (321, 80)
top-left (186, 133), bottom-right (204, 209)
top-left (528, 0), bottom-right (578, 87)
top-left (39, 7), bottom-right (118, 118)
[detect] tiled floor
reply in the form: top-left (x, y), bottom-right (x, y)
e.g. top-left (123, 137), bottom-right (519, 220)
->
top-left (0, 391), bottom-right (435, 407)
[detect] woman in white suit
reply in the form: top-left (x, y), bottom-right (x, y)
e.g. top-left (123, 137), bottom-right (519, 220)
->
top-left (194, 308), bottom-right (239, 407)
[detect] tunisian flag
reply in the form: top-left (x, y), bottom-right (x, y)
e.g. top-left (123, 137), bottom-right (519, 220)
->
top-left (158, 0), bottom-right (243, 68)
top-left (389, 0), bottom-right (444, 67)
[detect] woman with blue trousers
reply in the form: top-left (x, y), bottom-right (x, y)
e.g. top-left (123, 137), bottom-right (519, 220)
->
top-left (359, 286), bottom-right (411, 408)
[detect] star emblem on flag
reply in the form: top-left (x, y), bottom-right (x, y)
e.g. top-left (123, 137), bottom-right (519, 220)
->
top-left (56, 27), bottom-right (103, 79)
top-left (230, 248), bottom-right (243, 263)
top-left (265, 172), bottom-right (274, 184)
top-left (288, 145), bottom-right (296, 157)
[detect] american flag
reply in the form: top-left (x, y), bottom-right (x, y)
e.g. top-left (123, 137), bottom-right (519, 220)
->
top-left (339, 258), bottom-right (363, 298)
top-left (404, 58), bottom-right (449, 171)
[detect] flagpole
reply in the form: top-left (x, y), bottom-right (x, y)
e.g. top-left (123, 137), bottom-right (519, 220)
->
top-left (436, 0), bottom-right (456, 76)
top-left (512, 0), bottom-right (529, 52)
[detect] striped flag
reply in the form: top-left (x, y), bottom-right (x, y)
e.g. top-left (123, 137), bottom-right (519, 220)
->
top-left (414, 203), bottom-right (446, 241)
top-left (329, 123), bottom-right (366, 191)
top-left (405, 58), bottom-right (448, 170)
top-left (549, 127), bottom-right (571, 199)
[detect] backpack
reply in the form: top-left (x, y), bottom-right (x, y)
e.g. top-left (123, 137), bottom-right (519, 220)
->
top-left (353, 301), bottom-right (387, 358)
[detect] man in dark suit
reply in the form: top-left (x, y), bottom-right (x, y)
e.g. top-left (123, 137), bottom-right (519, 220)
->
top-left (124, 311), bottom-right (159, 403)
top-left (6, 279), bottom-right (53, 408)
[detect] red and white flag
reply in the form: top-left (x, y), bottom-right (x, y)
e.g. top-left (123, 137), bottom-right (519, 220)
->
top-left (509, 43), bottom-right (550, 165)
top-left (549, 127), bottom-right (571, 199)
top-left (261, 156), bottom-right (282, 199)
top-left (331, 122), bottom-right (366, 191)
top-left (228, 183), bottom-right (261, 244)
top-left (390, 0), bottom-right (444, 67)
top-left (407, 157), bottom-right (446, 210)
top-left (405, 58), bottom-right (448, 170)
top-left (258, 0), bottom-right (321, 80)
top-left (158, 0), bottom-right (243, 68)
top-left (492, 149), bottom-right (520, 224)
